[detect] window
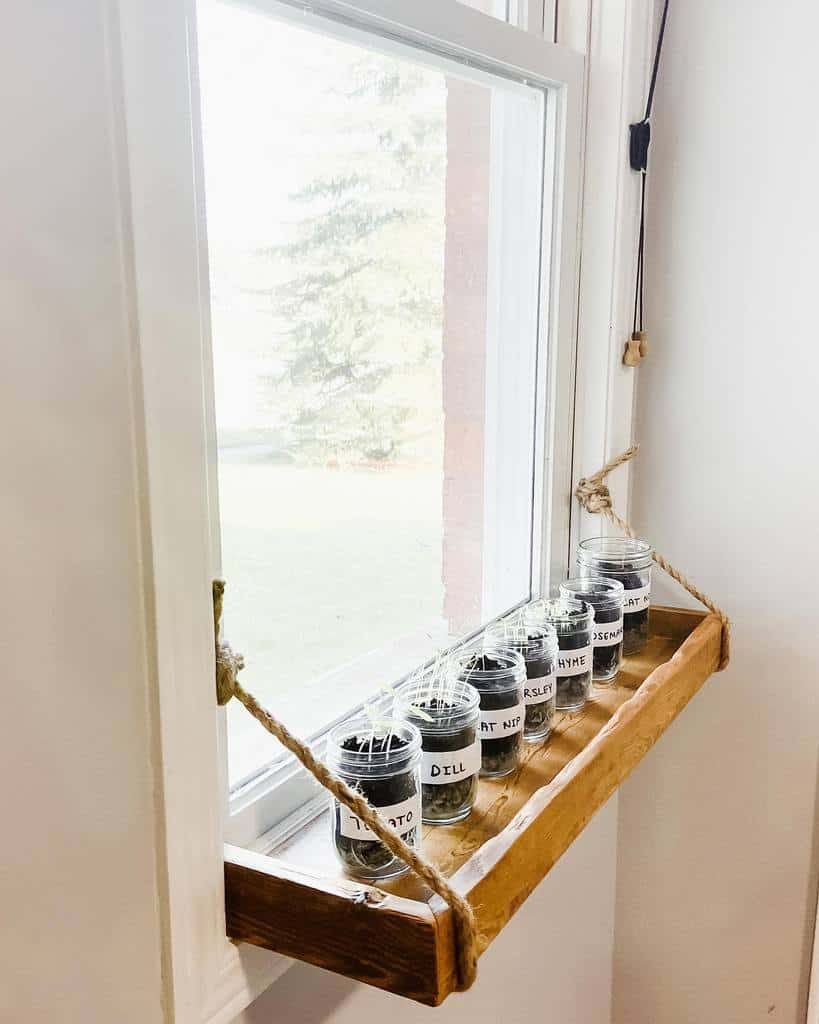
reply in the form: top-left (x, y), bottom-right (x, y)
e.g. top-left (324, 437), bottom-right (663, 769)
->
top-left (198, 0), bottom-right (551, 799)
top-left (194, 0), bottom-right (580, 843)
top-left (120, 0), bottom-right (586, 1013)
top-left (191, 0), bottom-right (580, 845)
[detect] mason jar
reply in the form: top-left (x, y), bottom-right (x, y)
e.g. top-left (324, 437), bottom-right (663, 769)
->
top-left (536, 597), bottom-right (595, 711)
top-left (560, 577), bottom-right (625, 683)
top-left (394, 678), bottom-right (481, 825)
top-left (577, 537), bottom-right (653, 654)
top-left (453, 645), bottom-right (526, 778)
top-left (327, 717), bottom-right (422, 880)
top-left (487, 613), bottom-right (558, 742)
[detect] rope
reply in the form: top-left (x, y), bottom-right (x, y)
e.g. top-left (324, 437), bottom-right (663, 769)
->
top-left (212, 580), bottom-right (479, 990)
top-left (575, 444), bottom-right (731, 671)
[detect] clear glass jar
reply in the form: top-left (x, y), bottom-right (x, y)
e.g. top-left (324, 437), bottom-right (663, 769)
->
top-left (559, 577), bottom-right (625, 683)
top-left (327, 717), bottom-right (422, 880)
top-left (453, 645), bottom-right (526, 778)
top-left (486, 613), bottom-right (558, 742)
top-left (395, 678), bottom-right (480, 825)
top-left (536, 597), bottom-right (595, 711)
top-left (577, 537), bottom-right (653, 654)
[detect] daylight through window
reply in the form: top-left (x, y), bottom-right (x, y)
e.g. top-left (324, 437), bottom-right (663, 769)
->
top-left (198, 0), bottom-right (548, 787)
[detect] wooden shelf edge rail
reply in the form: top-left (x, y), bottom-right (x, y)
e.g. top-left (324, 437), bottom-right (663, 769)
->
top-left (225, 607), bottom-right (722, 1005)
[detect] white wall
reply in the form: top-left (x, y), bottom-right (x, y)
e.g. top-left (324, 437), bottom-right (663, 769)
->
top-left (0, 2), bottom-right (165, 1021)
top-left (613, 1), bottom-right (819, 1021)
top-left (233, 798), bottom-right (617, 1024)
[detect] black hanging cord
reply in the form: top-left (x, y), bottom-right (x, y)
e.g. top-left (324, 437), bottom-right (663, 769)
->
top-left (628, 0), bottom-right (670, 342)
top-left (644, 0), bottom-right (671, 122)
top-left (632, 171), bottom-right (647, 335)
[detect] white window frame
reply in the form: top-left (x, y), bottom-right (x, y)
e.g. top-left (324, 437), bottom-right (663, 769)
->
top-left (114, 0), bottom-right (656, 1019)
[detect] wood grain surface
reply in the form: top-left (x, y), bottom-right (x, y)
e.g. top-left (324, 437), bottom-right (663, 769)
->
top-left (225, 607), bottom-right (722, 1004)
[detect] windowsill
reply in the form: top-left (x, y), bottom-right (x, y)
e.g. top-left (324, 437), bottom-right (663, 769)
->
top-left (223, 606), bottom-right (723, 1004)
top-left (226, 616), bottom-right (452, 795)
top-left (225, 610), bottom-right (525, 848)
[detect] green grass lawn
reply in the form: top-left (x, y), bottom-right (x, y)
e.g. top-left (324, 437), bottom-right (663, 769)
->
top-left (219, 459), bottom-right (445, 783)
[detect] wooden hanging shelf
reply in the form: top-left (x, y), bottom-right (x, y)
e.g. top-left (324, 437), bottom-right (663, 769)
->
top-left (224, 606), bottom-right (722, 1005)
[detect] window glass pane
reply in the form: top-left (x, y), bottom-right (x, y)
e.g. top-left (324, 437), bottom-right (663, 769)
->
top-left (457, 0), bottom-right (532, 28)
top-left (457, 0), bottom-right (511, 22)
top-left (197, 0), bottom-right (547, 786)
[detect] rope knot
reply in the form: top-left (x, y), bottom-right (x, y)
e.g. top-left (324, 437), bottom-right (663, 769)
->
top-left (213, 578), bottom-right (245, 705)
top-left (576, 476), bottom-right (613, 514)
top-left (578, 445), bottom-right (731, 672)
top-left (216, 641), bottom-right (244, 706)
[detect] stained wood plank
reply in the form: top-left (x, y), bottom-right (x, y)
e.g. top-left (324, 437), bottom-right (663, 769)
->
top-left (451, 609), bottom-right (722, 943)
top-left (224, 607), bottom-right (722, 1004)
top-left (225, 845), bottom-right (449, 1005)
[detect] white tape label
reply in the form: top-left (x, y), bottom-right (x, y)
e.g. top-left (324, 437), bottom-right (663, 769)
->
top-left (421, 741), bottom-right (481, 785)
top-left (523, 671), bottom-right (556, 704)
top-left (623, 583), bottom-right (651, 612)
top-left (479, 704), bottom-right (525, 739)
top-left (593, 617), bottom-right (624, 647)
top-left (557, 646), bottom-right (593, 677)
top-left (338, 793), bottom-right (421, 840)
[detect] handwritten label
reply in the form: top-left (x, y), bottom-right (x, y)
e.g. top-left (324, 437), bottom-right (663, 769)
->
top-left (421, 742), bottom-right (481, 785)
top-left (557, 646), bottom-right (593, 677)
top-left (338, 793), bottom-right (421, 840)
top-left (623, 583), bottom-right (651, 612)
top-left (479, 704), bottom-right (525, 739)
top-left (593, 617), bottom-right (624, 647)
top-left (523, 670), bottom-right (555, 704)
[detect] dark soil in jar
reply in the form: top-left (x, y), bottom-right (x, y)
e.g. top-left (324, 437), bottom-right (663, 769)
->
top-left (524, 700), bottom-right (552, 734)
top-left (415, 699), bottom-right (478, 822)
top-left (462, 654), bottom-right (522, 776)
top-left (622, 571), bottom-right (649, 651)
top-left (593, 560), bottom-right (649, 652)
top-left (624, 610), bottom-right (648, 650)
top-left (506, 632), bottom-right (556, 738)
top-left (333, 733), bottom-right (418, 875)
top-left (553, 608), bottom-right (593, 709)
top-left (582, 586), bottom-right (623, 677)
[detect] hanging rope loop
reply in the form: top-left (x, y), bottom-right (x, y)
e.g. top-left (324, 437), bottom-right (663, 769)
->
top-left (212, 580), bottom-right (480, 990)
top-left (575, 444), bottom-right (731, 671)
